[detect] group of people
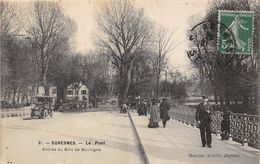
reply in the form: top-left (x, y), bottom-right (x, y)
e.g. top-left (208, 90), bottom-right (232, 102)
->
top-left (125, 96), bottom-right (231, 148)
top-left (147, 98), bottom-right (171, 128)
top-left (137, 99), bottom-right (148, 116)
top-left (147, 96), bottom-right (216, 148)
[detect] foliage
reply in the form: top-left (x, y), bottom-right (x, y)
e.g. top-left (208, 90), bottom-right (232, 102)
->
top-left (26, 1), bottom-right (77, 95)
top-left (128, 52), bottom-right (154, 98)
top-left (1, 2), bottom-right (34, 105)
top-left (160, 71), bottom-right (188, 101)
top-left (80, 52), bottom-right (110, 98)
top-left (187, 0), bottom-right (259, 109)
top-left (48, 53), bottom-right (82, 101)
top-left (96, 0), bottom-right (152, 105)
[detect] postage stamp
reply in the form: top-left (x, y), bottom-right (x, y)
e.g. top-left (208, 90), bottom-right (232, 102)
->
top-left (218, 10), bottom-right (254, 55)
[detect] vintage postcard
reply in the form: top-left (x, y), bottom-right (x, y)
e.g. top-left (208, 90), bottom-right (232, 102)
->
top-left (1, 0), bottom-right (259, 164)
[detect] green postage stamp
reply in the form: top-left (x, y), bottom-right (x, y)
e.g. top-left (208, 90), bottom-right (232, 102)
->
top-left (218, 10), bottom-right (254, 55)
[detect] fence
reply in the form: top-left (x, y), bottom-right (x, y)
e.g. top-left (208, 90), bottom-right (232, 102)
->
top-left (1, 107), bottom-right (31, 118)
top-left (169, 107), bottom-right (260, 149)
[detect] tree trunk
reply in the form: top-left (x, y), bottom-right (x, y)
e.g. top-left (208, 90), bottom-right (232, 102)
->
top-left (225, 88), bottom-right (230, 106)
top-left (118, 61), bottom-right (133, 107)
top-left (109, 77), bottom-right (114, 99)
top-left (234, 96), bottom-right (238, 105)
top-left (154, 56), bottom-right (161, 102)
top-left (36, 83), bottom-right (39, 96)
top-left (12, 88), bottom-right (17, 106)
top-left (26, 96), bottom-right (29, 104)
top-left (220, 95), bottom-right (224, 106)
top-left (57, 85), bottom-right (66, 103)
top-left (199, 67), bottom-right (206, 96)
top-left (243, 95), bottom-right (249, 107)
top-left (4, 92), bottom-right (7, 102)
top-left (213, 87), bottom-right (218, 104)
top-left (118, 67), bottom-right (124, 107)
top-left (41, 47), bottom-right (51, 96)
top-left (43, 63), bottom-right (50, 96)
top-left (21, 95), bottom-right (25, 105)
top-left (17, 88), bottom-right (21, 104)
top-left (7, 92), bottom-right (11, 104)
top-left (123, 62), bottom-right (132, 101)
top-left (155, 73), bottom-right (160, 101)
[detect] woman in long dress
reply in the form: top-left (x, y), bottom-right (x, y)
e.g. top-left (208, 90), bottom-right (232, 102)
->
top-left (148, 99), bottom-right (160, 128)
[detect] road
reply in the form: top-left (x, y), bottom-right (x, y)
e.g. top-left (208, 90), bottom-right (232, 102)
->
top-left (1, 109), bottom-right (142, 164)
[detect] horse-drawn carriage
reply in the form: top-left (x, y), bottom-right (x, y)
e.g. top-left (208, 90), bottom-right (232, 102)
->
top-left (31, 96), bottom-right (54, 119)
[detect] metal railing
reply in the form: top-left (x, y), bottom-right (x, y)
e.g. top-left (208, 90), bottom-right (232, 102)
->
top-left (169, 107), bottom-right (260, 149)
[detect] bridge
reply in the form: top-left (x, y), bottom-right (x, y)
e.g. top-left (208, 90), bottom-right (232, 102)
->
top-left (1, 105), bottom-right (259, 164)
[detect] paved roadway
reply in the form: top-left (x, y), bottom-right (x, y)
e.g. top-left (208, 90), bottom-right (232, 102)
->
top-left (1, 106), bottom-right (259, 164)
top-left (130, 113), bottom-right (260, 164)
top-left (1, 109), bottom-right (141, 164)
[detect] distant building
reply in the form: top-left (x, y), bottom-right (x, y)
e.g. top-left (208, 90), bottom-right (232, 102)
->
top-left (66, 82), bottom-right (89, 102)
top-left (37, 86), bottom-right (57, 98)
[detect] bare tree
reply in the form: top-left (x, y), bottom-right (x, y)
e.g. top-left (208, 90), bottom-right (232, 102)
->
top-left (153, 27), bottom-right (178, 101)
top-left (0, 1), bottom-right (18, 36)
top-left (0, 1), bottom-right (21, 105)
top-left (26, 1), bottom-right (76, 96)
top-left (81, 51), bottom-right (110, 94)
top-left (96, 0), bottom-right (152, 105)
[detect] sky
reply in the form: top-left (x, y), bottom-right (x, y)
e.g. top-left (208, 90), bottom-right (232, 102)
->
top-left (10, 0), bottom-right (209, 76)
top-left (60, 0), bottom-right (209, 76)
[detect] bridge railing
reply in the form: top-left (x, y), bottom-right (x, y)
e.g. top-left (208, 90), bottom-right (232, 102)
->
top-left (169, 107), bottom-right (260, 149)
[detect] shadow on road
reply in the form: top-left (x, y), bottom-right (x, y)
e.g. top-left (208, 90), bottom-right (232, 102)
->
top-left (22, 117), bottom-right (33, 120)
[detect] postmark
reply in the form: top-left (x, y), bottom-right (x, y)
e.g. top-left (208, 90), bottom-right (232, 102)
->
top-left (218, 10), bottom-right (254, 55)
top-left (188, 20), bottom-right (237, 67)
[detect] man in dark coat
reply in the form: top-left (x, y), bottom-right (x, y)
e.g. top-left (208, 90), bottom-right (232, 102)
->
top-left (137, 101), bottom-right (142, 115)
top-left (221, 110), bottom-right (231, 140)
top-left (196, 96), bottom-right (213, 148)
top-left (160, 98), bottom-right (171, 128)
top-left (141, 99), bottom-right (148, 116)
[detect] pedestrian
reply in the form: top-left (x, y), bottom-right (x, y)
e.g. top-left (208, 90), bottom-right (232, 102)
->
top-left (143, 99), bottom-right (148, 116)
top-left (196, 96), bottom-right (213, 148)
top-left (137, 101), bottom-right (142, 116)
top-left (140, 99), bottom-right (146, 115)
top-left (160, 98), bottom-right (171, 128)
top-left (148, 99), bottom-right (160, 128)
top-left (221, 110), bottom-right (231, 140)
top-left (120, 101), bottom-right (128, 113)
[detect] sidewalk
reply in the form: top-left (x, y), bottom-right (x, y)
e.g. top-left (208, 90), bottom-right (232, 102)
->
top-left (129, 112), bottom-right (260, 164)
